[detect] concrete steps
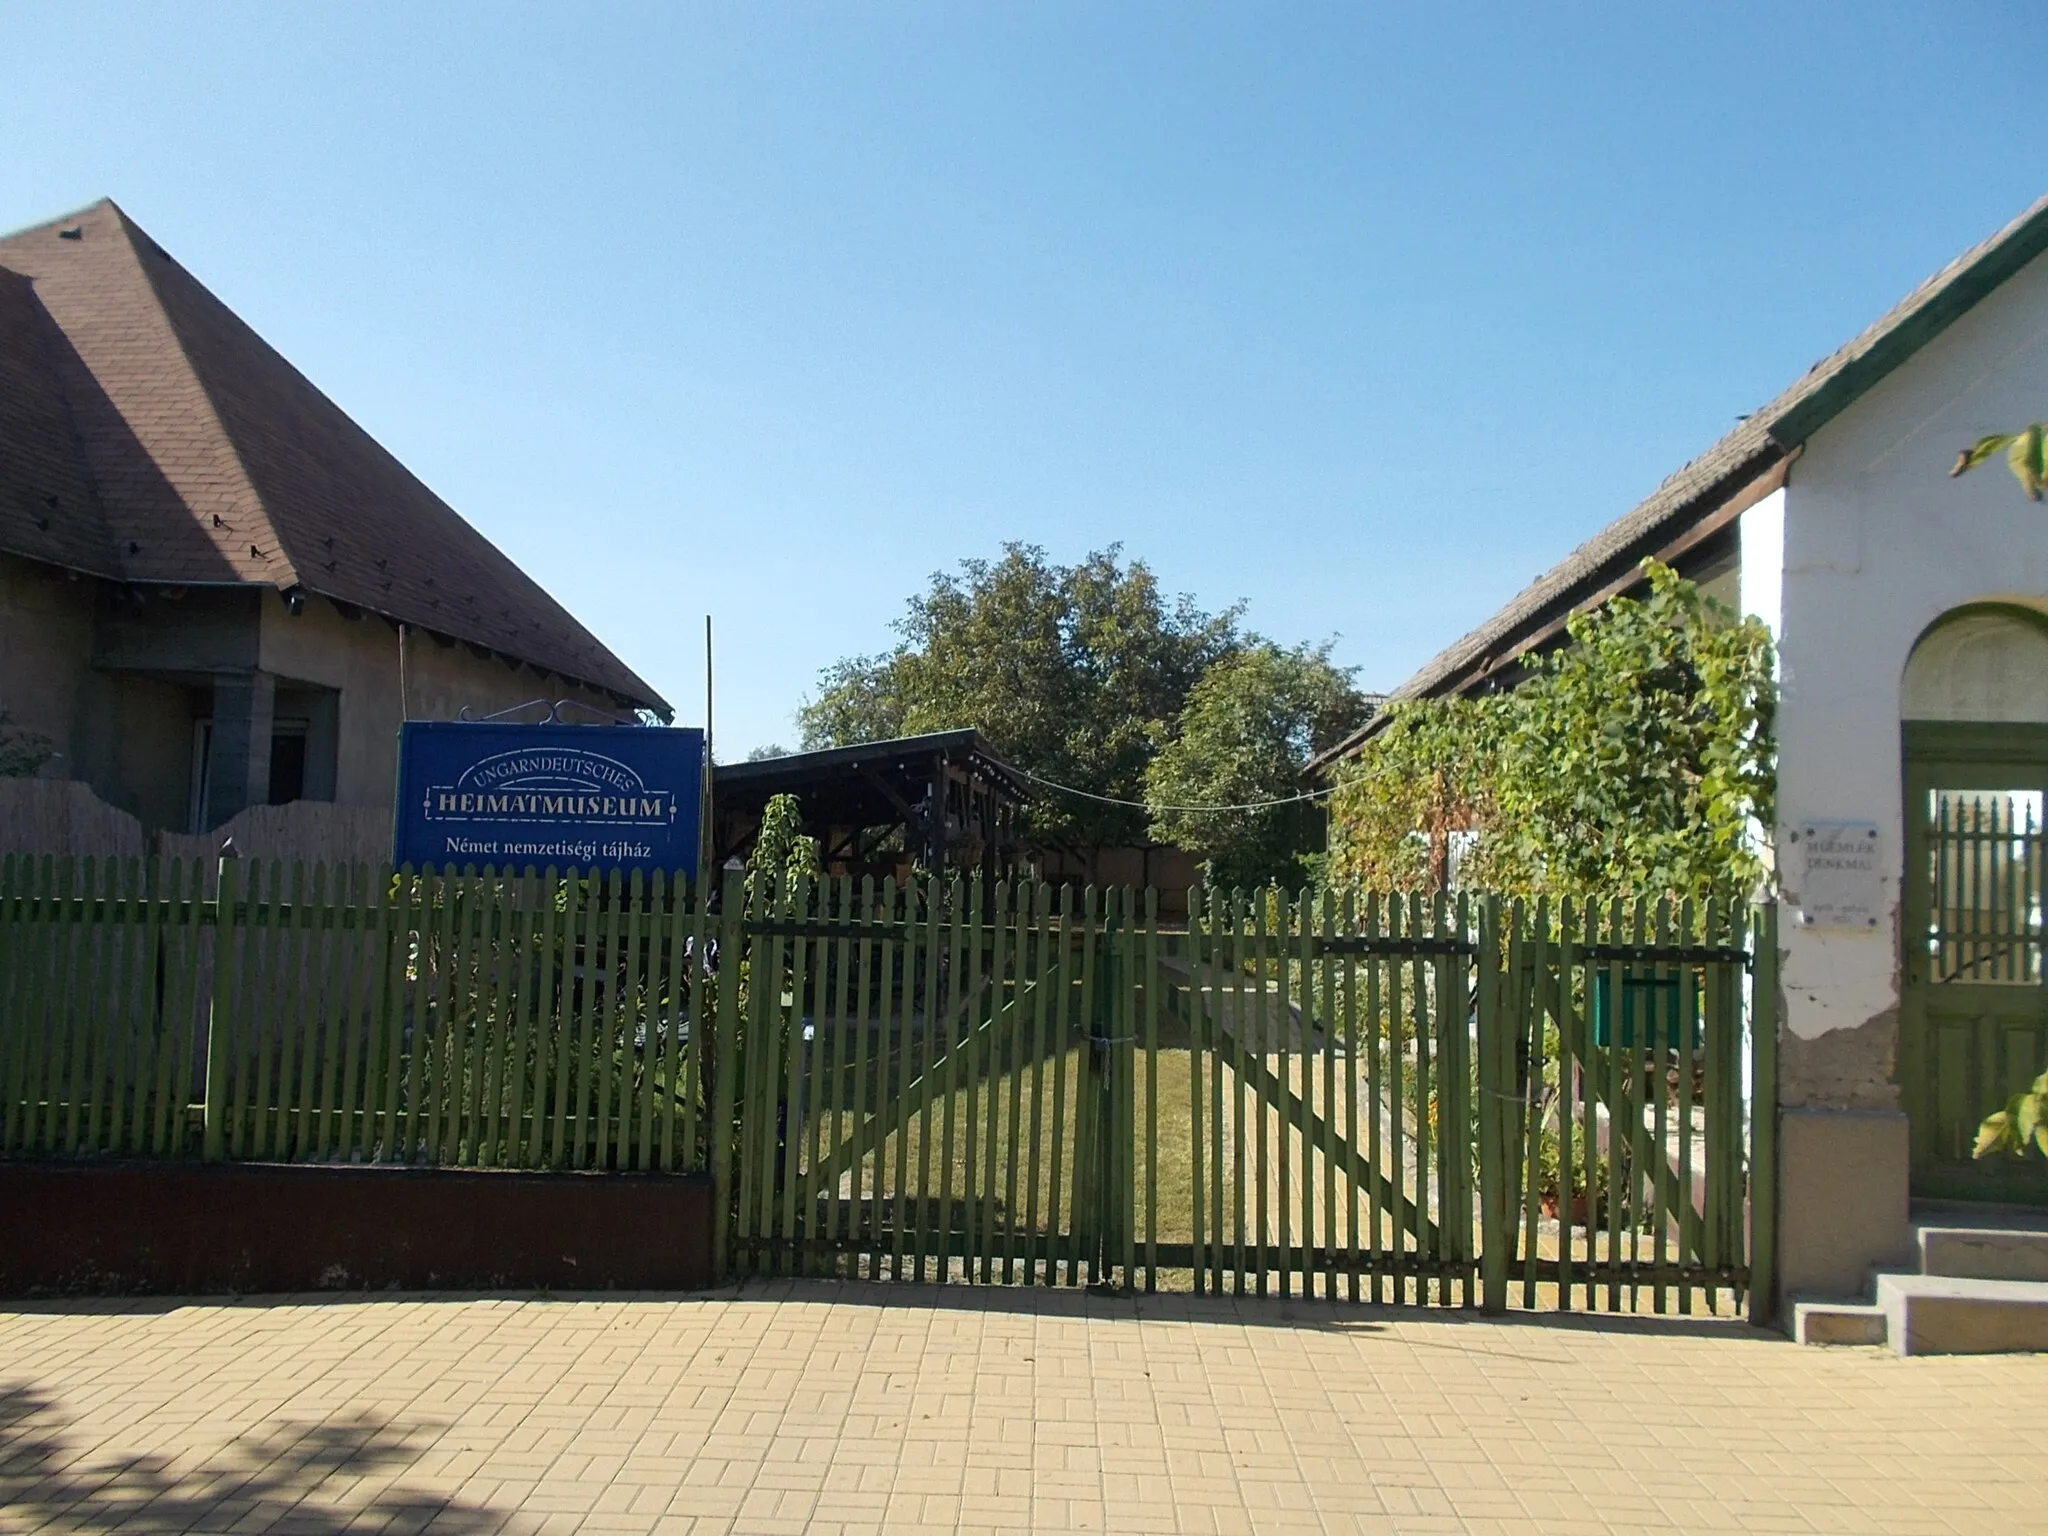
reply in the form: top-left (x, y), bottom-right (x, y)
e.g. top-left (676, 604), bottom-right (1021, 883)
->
top-left (1918, 1225), bottom-right (2048, 1282)
top-left (1794, 1209), bottom-right (2048, 1354)
top-left (1792, 1300), bottom-right (1887, 1346)
top-left (1878, 1273), bottom-right (2048, 1355)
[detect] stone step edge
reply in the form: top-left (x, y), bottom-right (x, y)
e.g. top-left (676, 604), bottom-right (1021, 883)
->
top-left (1876, 1272), bottom-right (2048, 1357)
top-left (1877, 1272), bottom-right (2048, 1301)
top-left (1792, 1300), bottom-right (1887, 1347)
top-left (1917, 1226), bottom-right (2048, 1282)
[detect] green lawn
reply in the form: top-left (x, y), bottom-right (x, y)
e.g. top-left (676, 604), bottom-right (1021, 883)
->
top-left (779, 1032), bottom-right (1453, 1255)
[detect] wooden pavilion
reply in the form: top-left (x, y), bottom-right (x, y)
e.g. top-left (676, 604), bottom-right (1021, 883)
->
top-left (711, 729), bottom-right (1029, 880)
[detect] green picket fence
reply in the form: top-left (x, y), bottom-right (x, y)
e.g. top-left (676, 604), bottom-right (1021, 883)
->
top-left (721, 875), bottom-right (1778, 1319)
top-left (721, 875), bottom-right (1117, 1287)
top-left (0, 854), bottom-right (713, 1173)
top-left (1172, 886), bottom-right (1483, 1307)
top-left (0, 855), bottom-right (1776, 1317)
top-left (1497, 894), bottom-right (1774, 1317)
top-left (0, 855), bottom-right (212, 1160)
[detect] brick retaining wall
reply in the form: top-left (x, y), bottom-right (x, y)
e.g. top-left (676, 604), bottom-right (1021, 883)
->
top-left (0, 1161), bottom-right (716, 1295)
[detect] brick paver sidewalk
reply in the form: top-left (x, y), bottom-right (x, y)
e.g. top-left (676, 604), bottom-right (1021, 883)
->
top-left (2, 1280), bottom-right (2042, 1534)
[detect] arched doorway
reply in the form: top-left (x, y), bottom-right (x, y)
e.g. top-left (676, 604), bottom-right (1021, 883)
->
top-left (1899, 605), bottom-right (2048, 1203)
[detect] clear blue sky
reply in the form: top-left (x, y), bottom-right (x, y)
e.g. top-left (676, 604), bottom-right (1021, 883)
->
top-left (4, 3), bottom-right (2041, 755)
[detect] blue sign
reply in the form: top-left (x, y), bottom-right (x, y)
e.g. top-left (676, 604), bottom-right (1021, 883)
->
top-left (393, 722), bottom-right (704, 875)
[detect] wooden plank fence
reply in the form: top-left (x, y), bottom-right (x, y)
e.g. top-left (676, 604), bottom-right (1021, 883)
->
top-left (718, 874), bottom-right (1778, 1320)
top-left (0, 856), bottom-right (1777, 1318)
top-left (0, 854), bottom-right (713, 1174)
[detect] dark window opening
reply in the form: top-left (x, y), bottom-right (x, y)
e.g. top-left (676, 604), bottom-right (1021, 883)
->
top-left (268, 730), bottom-right (307, 805)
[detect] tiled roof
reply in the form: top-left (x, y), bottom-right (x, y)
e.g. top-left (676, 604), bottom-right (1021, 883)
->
top-left (0, 199), bottom-right (666, 711)
top-left (1312, 189), bottom-right (2048, 769)
top-left (0, 267), bottom-right (123, 580)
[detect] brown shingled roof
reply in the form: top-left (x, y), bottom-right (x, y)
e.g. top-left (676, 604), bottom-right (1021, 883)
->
top-left (0, 266), bottom-right (123, 579)
top-left (0, 199), bottom-right (667, 712)
top-left (1312, 188), bottom-right (2048, 770)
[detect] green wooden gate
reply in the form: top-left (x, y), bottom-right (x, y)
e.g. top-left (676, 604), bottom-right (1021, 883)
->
top-left (721, 873), bottom-right (1777, 1318)
top-left (0, 854), bottom-right (1773, 1316)
top-left (723, 875), bottom-right (1118, 1284)
top-left (1900, 720), bottom-right (2048, 1203)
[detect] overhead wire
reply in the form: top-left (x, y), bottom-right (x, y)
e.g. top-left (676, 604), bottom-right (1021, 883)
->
top-left (1009, 765), bottom-right (1340, 814)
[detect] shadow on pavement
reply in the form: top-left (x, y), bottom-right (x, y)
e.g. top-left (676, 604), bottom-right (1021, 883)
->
top-left (1, 1277), bottom-right (1776, 1344)
top-left (713, 1275), bottom-right (1774, 1341)
top-left (0, 1384), bottom-right (510, 1535)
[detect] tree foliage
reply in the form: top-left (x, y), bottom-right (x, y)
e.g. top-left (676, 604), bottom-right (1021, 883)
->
top-left (1329, 562), bottom-right (1776, 902)
top-left (1144, 641), bottom-right (1370, 889)
top-left (799, 544), bottom-right (1243, 847)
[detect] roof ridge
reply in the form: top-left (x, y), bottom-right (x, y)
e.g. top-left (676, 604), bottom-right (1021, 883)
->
top-left (1313, 186), bottom-right (2048, 770)
top-left (102, 203), bottom-right (301, 590)
top-left (0, 197), bottom-right (118, 242)
top-left (0, 197), bottom-right (662, 709)
top-left (1754, 189), bottom-right (2048, 448)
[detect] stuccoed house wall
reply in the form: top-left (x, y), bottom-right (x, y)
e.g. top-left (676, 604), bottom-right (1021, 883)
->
top-left (0, 565), bottom-right (639, 862)
top-left (0, 197), bottom-right (668, 863)
top-left (1741, 243), bottom-right (2048, 1298)
top-left (0, 552), bottom-right (93, 775)
top-left (256, 586), bottom-right (634, 818)
top-left (0, 552), bottom-right (209, 833)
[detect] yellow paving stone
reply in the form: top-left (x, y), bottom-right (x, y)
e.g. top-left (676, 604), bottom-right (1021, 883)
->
top-left (6, 1283), bottom-right (2048, 1533)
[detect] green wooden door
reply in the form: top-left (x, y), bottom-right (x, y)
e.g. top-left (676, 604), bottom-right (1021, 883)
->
top-left (1900, 721), bottom-right (2048, 1203)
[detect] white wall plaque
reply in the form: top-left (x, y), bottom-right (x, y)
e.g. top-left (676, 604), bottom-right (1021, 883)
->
top-left (1792, 822), bottom-right (1882, 929)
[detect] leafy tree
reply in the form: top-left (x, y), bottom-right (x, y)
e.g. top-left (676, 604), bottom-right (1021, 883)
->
top-left (1144, 641), bottom-right (1370, 889)
top-left (795, 658), bottom-right (906, 754)
top-left (1328, 561), bottom-right (1776, 902)
top-left (745, 743), bottom-right (792, 762)
top-left (799, 544), bottom-right (1241, 846)
top-left (1952, 423), bottom-right (2047, 500)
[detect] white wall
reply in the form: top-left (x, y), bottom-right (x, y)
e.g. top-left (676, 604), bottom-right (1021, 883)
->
top-left (1771, 247), bottom-right (2048, 1046)
top-left (1738, 488), bottom-right (1784, 640)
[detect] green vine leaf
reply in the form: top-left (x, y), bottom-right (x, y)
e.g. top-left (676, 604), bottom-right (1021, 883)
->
top-left (749, 793), bottom-right (821, 883)
top-left (1951, 422), bottom-right (2047, 500)
top-left (1328, 560), bottom-right (1776, 903)
top-left (1977, 1070), bottom-right (2048, 1161)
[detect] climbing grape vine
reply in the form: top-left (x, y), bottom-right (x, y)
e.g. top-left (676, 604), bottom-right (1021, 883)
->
top-left (1327, 561), bottom-right (1776, 903)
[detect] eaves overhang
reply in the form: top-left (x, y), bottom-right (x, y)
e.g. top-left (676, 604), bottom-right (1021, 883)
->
top-left (1310, 189), bottom-right (2048, 776)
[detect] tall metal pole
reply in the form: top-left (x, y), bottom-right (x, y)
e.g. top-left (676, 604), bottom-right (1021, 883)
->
top-left (701, 615), bottom-right (715, 882)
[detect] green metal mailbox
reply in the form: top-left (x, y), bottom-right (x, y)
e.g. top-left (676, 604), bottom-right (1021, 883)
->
top-left (1591, 968), bottom-right (1701, 1050)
